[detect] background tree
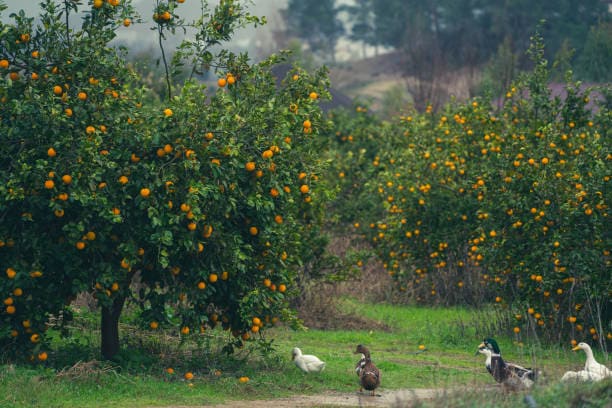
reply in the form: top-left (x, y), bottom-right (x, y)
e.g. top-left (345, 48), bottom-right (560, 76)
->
top-left (285, 0), bottom-right (344, 62)
top-left (342, 0), bottom-right (377, 58)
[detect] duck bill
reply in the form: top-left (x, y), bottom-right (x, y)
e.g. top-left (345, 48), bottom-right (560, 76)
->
top-left (475, 343), bottom-right (485, 355)
top-left (571, 346), bottom-right (580, 351)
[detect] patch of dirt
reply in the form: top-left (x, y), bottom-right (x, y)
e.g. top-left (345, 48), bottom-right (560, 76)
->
top-left (157, 388), bottom-right (448, 408)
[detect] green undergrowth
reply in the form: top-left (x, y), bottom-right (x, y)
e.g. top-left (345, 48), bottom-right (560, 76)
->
top-left (1, 300), bottom-right (609, 407)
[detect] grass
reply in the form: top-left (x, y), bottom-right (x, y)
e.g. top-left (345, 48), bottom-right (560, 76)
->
top-left (1, 299), bottom-right (610, 407)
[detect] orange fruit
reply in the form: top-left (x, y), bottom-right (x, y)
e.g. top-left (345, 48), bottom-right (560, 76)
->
top-left (93, 0), bottom-right (103, 7)
top-left (6, 305), bottom-right (16, 314)
top-left (303, 119), bottom-right (312, 129)
top-left (37, 351), bottom-right (48, 361)
top-left (0, 59), bottom-right (9, 69)
top-left (30, 334), bottom-right (40, 343)
top-left (197, 281), bottom-right (206, 290)
top-left (75, 241), bottom-right (86, 250)
top-left (140, 188), bottom-right (151, 198)
top-left (62, 174), bottom-right (72, 184)
top-left (251, 325), bottom-right (260, 333)
top-left (227, 75), bottom-right (236, 85)
top-left (163, 108), bottom-right (173, 117)
top-left (274, 215), bottom-right (283, 224)
top-left (166, 367), bottom-right (175, 374)
top-left (150, 321), bottom-right (159, 330)
top-left (9, 72), bottom-right (19, 81)
top-left (47, 147), bottom-right (57, 157)
top-left (6, 268), bottom-right (16, 278)
top-left (252, 317), bottom-right (261, 326)
top-left (86, 126), bottom-right (96, 134)
top-left (513, 327), bottom-right (521, 334)
top-left (278, 284), bottom-right (286, 293)
top-left (187, 222), bottom-right (197, 231)
top-left (309, 92), bottom-right (318, 99)
top-left (249, 226), bottom-right (258, 236)
top-left (263, 278), bottom-right (271, 287)
top-left (13, 288), bottom-right (23, 296)
top-left (245, 162), bottom-right (256, 172)
top-left (184, 372), bottom-right (194, 380)
top-left (181, 326), bottom-right (190, 335)
top-left (217, 78), bottom-right (227, 87)
top-left (209, 273), bottom-right (218, 283)
top-left (53, 85), bottom-right (63, 95)
top-left (44, 180), bottom-right (55, 189)
top-left (239, 376), bottom-right (249, 383)
top-left (261, 149), bottom-right (273, 159)
top-left (123, 18), bottom-right (131, 27)
top-left (299, 185), bottom-right (309, 194)
top-left (221, 271), bottom-right (229, 280)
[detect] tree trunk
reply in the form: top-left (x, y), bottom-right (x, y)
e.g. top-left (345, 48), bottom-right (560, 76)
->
top-left (100, 295), bottom-right (126, 360)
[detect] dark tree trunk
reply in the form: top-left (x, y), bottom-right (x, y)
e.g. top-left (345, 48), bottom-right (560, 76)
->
top-left (100, 295), bottom-right (127, 360)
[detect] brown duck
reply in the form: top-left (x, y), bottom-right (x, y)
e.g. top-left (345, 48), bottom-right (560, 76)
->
top-left (354, 344), bottom-right (381, 396)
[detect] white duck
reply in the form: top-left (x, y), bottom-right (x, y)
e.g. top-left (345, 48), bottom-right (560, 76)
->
top-left (571, 342), bottom-right (611, 379)
top-left (292, 347), bottom-right (326, 373)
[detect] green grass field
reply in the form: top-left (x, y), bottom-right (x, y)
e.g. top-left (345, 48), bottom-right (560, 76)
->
top-left (1, 299), bottom-right (610, 407)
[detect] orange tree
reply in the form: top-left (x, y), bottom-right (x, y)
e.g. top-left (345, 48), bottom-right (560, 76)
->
top-left (0, 0), bottom-right (330, 362)
top-left (326, 33), bottom-right (610, 344)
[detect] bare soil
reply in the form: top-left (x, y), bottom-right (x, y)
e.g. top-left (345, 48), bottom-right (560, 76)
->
top-left (159, 387), bottom-right (454, 408)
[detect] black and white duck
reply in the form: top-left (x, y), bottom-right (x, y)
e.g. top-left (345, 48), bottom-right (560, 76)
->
top-left (477, 338), bottom-right (537, 390)
top-left (354, 344), bottom-right (381, 396)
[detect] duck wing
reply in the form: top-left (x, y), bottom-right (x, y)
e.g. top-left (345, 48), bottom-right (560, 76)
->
top-left (506, 362), bottom-right (537, 381)
top-left (489, 354), bottom-right (506, 383)
top-left (360, 361), bottom-right (381, 391)
top-left (302, 354), bottom-right (326, 372)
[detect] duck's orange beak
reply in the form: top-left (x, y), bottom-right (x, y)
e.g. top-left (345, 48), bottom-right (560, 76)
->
top-left (572, 345), bottom-right (580, 351)
top-left (478, 343), bottom-right (485, 349)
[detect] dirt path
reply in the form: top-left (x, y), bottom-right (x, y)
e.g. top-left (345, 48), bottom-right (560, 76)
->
top-left (161, 388), bottom-right (453, 408)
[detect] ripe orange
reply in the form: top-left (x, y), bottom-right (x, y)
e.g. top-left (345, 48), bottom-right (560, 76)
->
top-left (184, 372), bottom-right (194, 380)
top-left (251, 325), bottom-right (260, 333)
top-left (140, 188), bottom-right (151, 198)
top-left (299, 185), bottom-right (309, 194)
top-left (221, 271), bottom-right (229, 280)
top-left (6, 268), bottom-right (16, 278)
top-left (47, 147), bottom-right (56, 157)
top-left (53, 85), bottom-right (63, 95)
top-left (187, 222), bottom-right (197, 231)
top-left (197, 281), bottom-right (206, 290)
top-left (239, 376), bottom-right (249, 383)
top-left (217, 78), bottom-right (227, 87)
top-left (245, 161), bottom-right (256, 171)
top-left (274, 215), bottom-right (283, 224)
top-left (62, 174), bottom-right (72, 184)
top-left (77, 92), bottom-right (87, 101)
top-left (278, 284), bottom-right (286, 293)
top-left (263, 278), bottom-right (271, 287)
top-left (93, 0), bottom-right (103, 8)
top-left (6, 305), bottom-right (16, 314)
top-left (227, 75), bottom-right (236, 85)
top-left (9, 72), bottom-right (19, 81)
top-left (166, 367), bottom-right (175, 375)
top-left (261, 149), bottom-right (273, 159)
top-left (13, 288), bottom-right (22, 296)
top-left (30, 333), bottom-right (40, 343)
top-left (209, 273), bottom-right (218, 283)
top-left (252, 317), bottom-right (261, 326)
top-left (44, 180), bottom-right (55, 189)
top-left (150, 321), bottom-right (159, 329)
top-left (181, 326), bottom-right (190, 335)
top-left (249, 226), bottom-right (258, 236)
top-left (0, 59), bottom-right (8, 69)
top-left (123, 18), bottom-right (131, 27)
top-left (38, 351), bottom-right (48, 361)
top-left (163, 108), bottom-right (173, 117)
top-left (86, 126), bottom-right (96, 134)
top-left (75, 241), bottom-right (86, 250)
top-left (309, 91), bottom-right (318, 99)
top-left (303, 119), bottom-right (312, 129)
